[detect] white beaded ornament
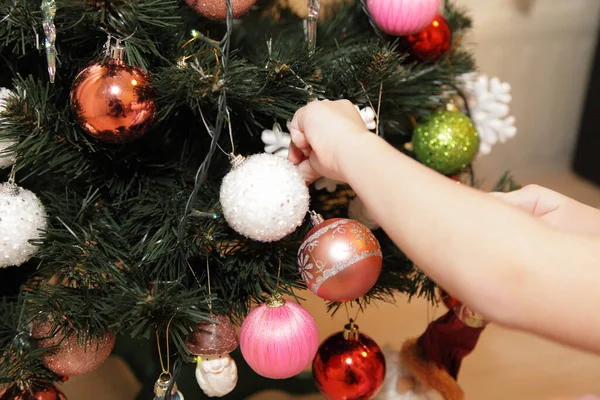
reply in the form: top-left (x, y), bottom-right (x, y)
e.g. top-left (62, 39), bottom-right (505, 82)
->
top-left (220, 153), bottom-right (309, 242)
top-left (0, 183), bottom-right (47, 268)
top-left (0, 88), bottom-right (17, 169)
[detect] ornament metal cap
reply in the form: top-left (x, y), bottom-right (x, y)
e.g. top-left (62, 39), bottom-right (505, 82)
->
top-left (309, 211), bottom-right (324, 226)
top-left (343, 320), bottom-right (360, 341)
top-left (0, 181), bottom-right (19, 196)
top-left (110, 43), bottom-right (125, 61)
top-left (229, 153), bottom-right (246, 169)
top-left (154, 373), bottom-right (178, 397)
top-left (266, 292), bottom-right (286, 308)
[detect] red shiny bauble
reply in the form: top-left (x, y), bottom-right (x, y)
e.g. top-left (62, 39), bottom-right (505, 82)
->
top-left (70, 54), bottom-right (155, 144)
top-left (32, 321), bottom-right (115, 377)
top-left (312, 324), bottom-right (386, 400)
top-left (0, 386), bottom-right (67, 400)
top-left (297, 216), bottom-right (383, 302)
top-left (185, 0), bottom-right (256, 20)
top-left (406, 14), bottom-right (452, 61)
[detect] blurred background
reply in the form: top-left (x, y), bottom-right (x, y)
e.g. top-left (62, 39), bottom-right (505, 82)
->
top-left (59, 0), bottom-right (600, 399)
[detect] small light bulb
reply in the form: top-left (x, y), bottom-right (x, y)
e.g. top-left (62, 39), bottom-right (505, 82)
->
top-left (345, 357), bottom-right (352, 365)
top-left (109, 85), bottom-right (121, 95)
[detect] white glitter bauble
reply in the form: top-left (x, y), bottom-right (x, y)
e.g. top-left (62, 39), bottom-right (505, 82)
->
top-left (348, 196), bottom-right (380, 230)
top-left (220, 153), bottom-right (309, 242)
top-left (0, 183), bottom-right (47, 268)
top-left (0, 88), bottom-right (17, 169)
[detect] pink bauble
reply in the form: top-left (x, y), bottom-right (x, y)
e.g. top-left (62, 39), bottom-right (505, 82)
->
top-left (240, 296), bottom-right (319, 379)
top-left (367, 0), bottom-right (440, 36)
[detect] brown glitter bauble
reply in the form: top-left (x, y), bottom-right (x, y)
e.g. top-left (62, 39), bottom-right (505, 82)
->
top-left (298, 216), bottom-right (382, 302)
top-left (185, 314), bottom-right (238, 356)
top-left (312, 324), bottom-right (385, 400)
top-left (0, 386), bottom-right (67, 400)
top-left (184, 0), bottom-right (257, 20)
top-left (32, 321), bottom-right (115, 377)
top-left (70, 56), bottom-right (155, 144)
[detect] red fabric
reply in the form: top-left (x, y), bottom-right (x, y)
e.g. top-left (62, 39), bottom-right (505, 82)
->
top-left (416, 310), bottom-right (485, 379)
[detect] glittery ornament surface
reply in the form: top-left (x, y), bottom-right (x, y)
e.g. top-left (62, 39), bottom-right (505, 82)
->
top-left (185, 315), bottom-right (238, 355)
top-left (0, 183), bottom-right (47, 268)
top-left (220, 153), bottom-right (309, 242)
top-left (184, 0), bottom-right (256, 20)
top-left (0, 88), bottom-right (17, 169)
top-left (412, 111), bottom-right (479, 175)
top-left (32, 321), bottom-right (115, 376)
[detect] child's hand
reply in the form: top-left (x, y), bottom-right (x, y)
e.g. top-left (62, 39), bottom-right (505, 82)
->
top-left (492, 185), bottom-right (600, 235)
top-left (287, 100), bottom-right (371, 182)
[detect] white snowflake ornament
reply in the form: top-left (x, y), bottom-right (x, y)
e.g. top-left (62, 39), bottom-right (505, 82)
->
top-left (195, 354), bottom-right (238, 397)
top-left (354, 105), bottom-right (377, 131)
top-left (457, 73), bottom-right (517, 155)
top-left (0, 182), bottom-right (47, 268)
top-left (0, 88), bottom-right (17, 169)
top-left (261, 122), bottom-right (291, 158)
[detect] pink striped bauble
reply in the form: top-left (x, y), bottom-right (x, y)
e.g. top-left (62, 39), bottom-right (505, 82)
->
top-left (367, 0), bottom-right (440, 36)
top-left (240, 296), bottom-right (319, 379)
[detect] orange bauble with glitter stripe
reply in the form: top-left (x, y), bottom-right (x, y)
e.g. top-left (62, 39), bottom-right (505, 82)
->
top-left (298, 216), bottom-right (382, 302)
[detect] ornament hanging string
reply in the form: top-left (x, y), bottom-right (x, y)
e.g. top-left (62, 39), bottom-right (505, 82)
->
top-left (156, 315), bottom-right (176, 381)
top-left (344, 302), bottom-right (361, 326)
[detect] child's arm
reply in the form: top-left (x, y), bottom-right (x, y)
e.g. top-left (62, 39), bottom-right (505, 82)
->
top-left (288, 100), bottom-right (600, 354)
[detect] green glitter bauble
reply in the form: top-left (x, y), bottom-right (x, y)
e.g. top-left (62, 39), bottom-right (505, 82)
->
top-left (412, 111), bottom-right (479, 175)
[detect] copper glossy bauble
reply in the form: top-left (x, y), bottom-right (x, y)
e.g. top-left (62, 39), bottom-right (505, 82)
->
top-left (70, 56), bottom-right (155, 144)
top-left (298, 216), bottom-right (382, 302)
top-left (185, 0), bottom-right (256, 20)
top-left (312, 323), bottom-right (386, 400)
top-left (32, 321), bottom-right (115, 376)
top-left (0, 386), bottom-right (67, 400)
top-left (185, 314), bottom-right (238, 356)
top-left (406, 14), bottom-right (452, 61)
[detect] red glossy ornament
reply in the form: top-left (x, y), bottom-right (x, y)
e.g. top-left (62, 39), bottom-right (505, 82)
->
top-left (312, 322), bottom-right (386, 400)
top-left (32, 321), bottom-right (115, 377)
top-left (297, 214), bottom-right (383, 302)
top-left (70, 45), bottom-right (155, 144)
top-left (0, 386), bottom-right (67, 400)
top-left (406, 14), bottom-right (452, 61)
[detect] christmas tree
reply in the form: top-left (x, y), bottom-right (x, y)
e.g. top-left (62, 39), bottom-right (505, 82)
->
top-left (0, 0), bottom-right (518, 399)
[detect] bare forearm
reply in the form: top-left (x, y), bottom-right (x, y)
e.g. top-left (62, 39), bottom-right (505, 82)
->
top-left (340, 134), bottom-right (600, 351)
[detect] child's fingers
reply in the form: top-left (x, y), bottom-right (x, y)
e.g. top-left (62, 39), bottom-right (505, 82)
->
top-left (297, 159), bottom-right (321, 183)
top-left (288, 142), bottom-right (305, 164)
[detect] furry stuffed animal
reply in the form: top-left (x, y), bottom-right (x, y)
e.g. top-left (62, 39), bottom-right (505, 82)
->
top-left (374, 308), bottom-right (487, 400)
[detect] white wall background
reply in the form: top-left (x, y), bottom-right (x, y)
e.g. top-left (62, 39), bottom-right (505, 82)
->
top-left (455, 0), bottom-right (600, 181)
